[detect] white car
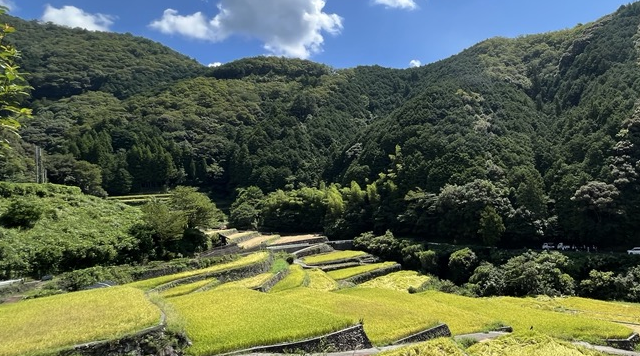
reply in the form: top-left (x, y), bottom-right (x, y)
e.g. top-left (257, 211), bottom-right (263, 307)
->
top-left (628, 247), bottom-right (640, 255)
top-left (542, 243), bottom-right (555, 250)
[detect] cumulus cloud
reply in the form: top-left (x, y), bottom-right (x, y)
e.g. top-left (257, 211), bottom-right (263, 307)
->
top-left (0, 0), bottom-right (15, 11)
top-left (149, 0), bottom-right (343, 59)
top-left (208, 62), bottom-right (223, 67)
top-left (41, 5), bottom-right (114, 31)
top-left (373, 0), bottom-right (418, 10)
top-left (409, 59), bottom-right (421, 67)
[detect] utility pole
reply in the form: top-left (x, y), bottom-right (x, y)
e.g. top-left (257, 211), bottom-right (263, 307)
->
top-left (35, 146), bottom-right (46, 183)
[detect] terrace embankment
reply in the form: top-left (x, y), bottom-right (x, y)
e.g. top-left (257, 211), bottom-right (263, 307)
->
top-left (221, 323), bottom-right (371, 355)
top-left (58, 327), bottom-right (190, 356)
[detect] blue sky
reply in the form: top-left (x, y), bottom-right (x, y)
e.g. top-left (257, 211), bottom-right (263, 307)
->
top-left (8, 0), bottom-right (634, 69)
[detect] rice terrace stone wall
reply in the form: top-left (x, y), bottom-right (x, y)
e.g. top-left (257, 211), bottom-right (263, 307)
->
top-left (221, 323), bottom-right (372, 355)
top-left (150, 255), bottom-right (273, 293)
top-left (58, 327), bottom-right (190, 356)
top-left (391, 324), bottom-right (452, 345)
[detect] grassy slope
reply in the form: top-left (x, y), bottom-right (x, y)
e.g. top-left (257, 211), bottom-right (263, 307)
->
top-left (0, 184), bottom-right (142, 278)
top-left (167, 288), bottom-right (354, 355)
top-left (127, 251), bottom-right (269, 290)
top-left (0, 287), bottom-right (160, 356)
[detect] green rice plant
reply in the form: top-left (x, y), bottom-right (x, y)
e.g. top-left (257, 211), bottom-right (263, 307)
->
top-left (215, 272), bottom-right (274, 290)
top-left (270, 264), bottom-right (307, 292)
top-left (301, 250), bottom-right (367, 265)
top-left (167, 288), bottom-right (353, 355)
top-left (127, 251), bottom-right (269, 290)
top-left (306, 268), bottom-right (338, 291)
top-left (326, 262), bottom-right (397, 280)
top-left (523, 296), bottom-right (640, 325)
top-left (467, 332), bottom-right (608, 355)
top-left (270, 234), bottom-right (317, 245)
top-left (160, 279), bottom-right (218, 298)
top-left (418, 291), bottom-right (632, 343)
top-left (359, 270), bottom-right (430, 291)
top-left (0, 287), bottom-right (160, 356)
top-left (278, 287), bottom-right (491, 345)
top-left (378, 338), bottom-right (467, 356)
top-left (238, 234), bottom-right (280, 249)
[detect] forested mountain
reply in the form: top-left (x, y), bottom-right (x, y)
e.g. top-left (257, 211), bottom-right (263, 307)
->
top-left (5, 4), bottom-right (640, 248)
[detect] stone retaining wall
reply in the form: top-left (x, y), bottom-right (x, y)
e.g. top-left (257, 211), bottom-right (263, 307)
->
top-left (326, 240), bottom-right (355, 251)
top-left (391, 324), bottom-right (452, 345)
top-left (253, 268), bottom-right (290, 292)
top-left (293, 243), bottom-right (335, 258)
top-left (150, 255), bottom-right (272, 293)
top-left (269, 236), bottom-right (329, 247)
top-left (605, 332), bottom-right (640, 351)
top-left (343, 263), bottom-right (402, 284)
top-left (200, 243), bottom-right (242, 258)
top-left (58, 327), bottom-right (190, 356)
top-left (221, 324), bottom-right (371, 355)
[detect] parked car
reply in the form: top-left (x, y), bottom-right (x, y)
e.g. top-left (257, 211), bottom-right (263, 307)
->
top-left (628, 247), bottom-right (640, 255)
top-left (556, 243), bottom-right (570, 251)
top-left (542, 243), bottom-right (555, 250)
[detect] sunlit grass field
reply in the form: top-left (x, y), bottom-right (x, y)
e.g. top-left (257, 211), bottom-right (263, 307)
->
top-left (270, 264), bottom-right (306, 292)
top-left (167, 288), bottom-right (354, 355)
top-left (0, 287), bottom-right (160, 356)
top-left (301, 250), bottom-right (367, 265)
top-left (419, 291), bottom-right (632, 343)
top-left (306, 268), bottom-right (338, 290)
top-left (379, 333), bottom-right (607, 356)
top-left (278, 287), bottom-right (491, 345)
top-left (466, 332), bottom-right (608, 356)
top-left (359, 270), bottom-right (430, 292)
top-left (326, 261), bottom-right (398, 280)
top-left (521, 296), bottom-right (640, 325)
top-left (160, 279), bottom-right (217, 298)
top-left (214, 272), bottom-right (274, 290)
top-left (127, 252), bottom-right (269, 290)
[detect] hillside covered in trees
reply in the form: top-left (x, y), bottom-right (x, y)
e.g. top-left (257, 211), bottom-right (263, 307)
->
top-left (4, 3), bottom-right (640, 250)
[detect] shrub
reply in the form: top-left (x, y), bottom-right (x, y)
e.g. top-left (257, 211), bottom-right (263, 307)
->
top-left (448, 247), bottom-right (478, 284)
top-left (0, 197), bottom-right (44, 229)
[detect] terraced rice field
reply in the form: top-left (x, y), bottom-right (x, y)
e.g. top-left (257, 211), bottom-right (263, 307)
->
top-left (160, 279), bottom-right (218, 298)
top-left (127, 252), bottom-right (269, 290)
top-left (0, 287), bottom-right (160, 356)
top-left (215, 272), bottom-right (274, 290)
top-left (327, 261), bottom-right (398, 280)
top-left (301, 250), bottom-right (367, 265)
top-left (270, 234), bottom-right (318, 245)
top-left (520, 296), bottom-right (640, 325)
top-left (359, 270), bottom-right (430, 292)
top-left (279, 287), bottom-right (491, 345)
top-left (465, 332), bottom-right (608, 355)
top-left (306, 268), bottom-right (339, 291)
top-left (419, 291), bottom-right (631, 343)
top-left (270, 265), bottom-right (307, 292)
top-left (167, 288), bottom-right (354, 355)
top-left (238, 234), bottom-right (280, 249)
top-left (379, 333), bottom-right (607, 356)
top-left (226, 231), bottom-right (260, 242)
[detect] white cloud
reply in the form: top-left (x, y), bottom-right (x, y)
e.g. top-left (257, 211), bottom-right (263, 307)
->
top-left (149, 9), bottom-right (214, 40)
top-left (373, 0), bottom-right (418, 10)
top-left (409, 59), bottom-right (421, 67)
top-left (0, 0), bottom-right (15, 11)
top-left (149, 0), bottom-right (343, 59)
top-left (41, 5), bottom-right (114, 31)
top-left (208, 62), bottom-right (222, 67)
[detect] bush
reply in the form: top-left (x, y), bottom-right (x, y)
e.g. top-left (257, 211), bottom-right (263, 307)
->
top-left (448, 247), bottom-right (478, 284)
top-left (468, 262), bottom-right (505, 296)
top-left (0, 197), bottom-right (44, 229)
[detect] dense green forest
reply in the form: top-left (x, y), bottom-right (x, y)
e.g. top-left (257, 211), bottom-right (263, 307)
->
top-left (3, 3), bottom-right (640, 254)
